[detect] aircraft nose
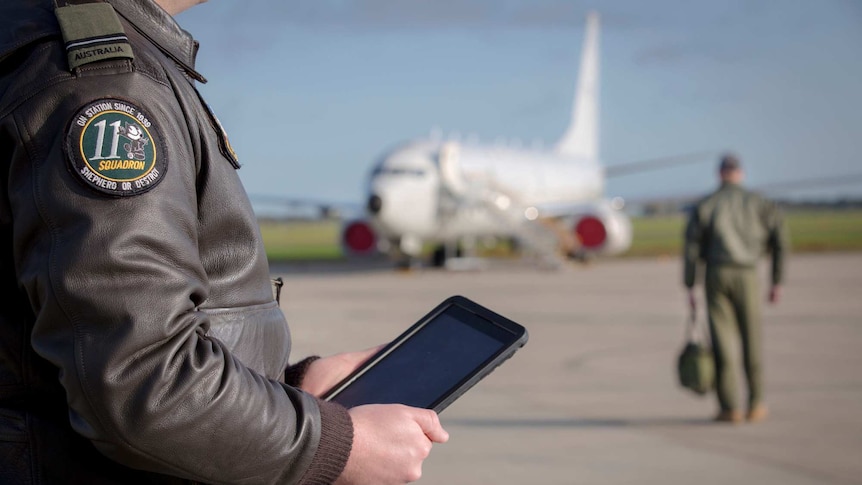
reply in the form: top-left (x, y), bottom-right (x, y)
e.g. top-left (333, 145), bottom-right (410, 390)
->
top-left (367, 194), bottom-right (382, 215)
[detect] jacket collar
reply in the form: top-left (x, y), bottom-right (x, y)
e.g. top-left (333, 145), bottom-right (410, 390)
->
top-left (109, 0), bottom-right (206, 82)
top-left (0, 0), bottom-right (58, 61)
top-left (0, 0), bottom-right (206, 83)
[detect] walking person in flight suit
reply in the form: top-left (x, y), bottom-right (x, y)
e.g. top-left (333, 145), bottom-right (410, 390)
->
top-left (683, 154), bottom-right (789, 424)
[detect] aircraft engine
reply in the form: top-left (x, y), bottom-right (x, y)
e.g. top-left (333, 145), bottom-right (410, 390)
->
top-left (340, 219), bottom-right (381, 257)
top-left (569, 201), bottom-right (632, 257)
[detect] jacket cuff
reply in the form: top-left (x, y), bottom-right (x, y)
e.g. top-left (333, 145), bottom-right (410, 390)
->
top-left (299, 399), bottom-right (354, 485)
top-left (284, 356), bottom-right (321, 387)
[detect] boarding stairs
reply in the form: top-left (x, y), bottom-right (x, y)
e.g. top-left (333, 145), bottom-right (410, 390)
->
top-left (475, 180), bottom-right (568, 270)
top-left (436, 142), bottom-right (567, 269)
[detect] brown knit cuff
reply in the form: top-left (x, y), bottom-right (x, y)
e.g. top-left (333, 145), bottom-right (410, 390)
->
top-left (284, 356), bottom-right (321, 387)
top-left (298, 399), bottom-right (354, 485)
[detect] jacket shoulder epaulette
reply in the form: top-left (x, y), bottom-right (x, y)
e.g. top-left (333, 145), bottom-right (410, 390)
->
top-left (54, 1), bottom-right (133, 71)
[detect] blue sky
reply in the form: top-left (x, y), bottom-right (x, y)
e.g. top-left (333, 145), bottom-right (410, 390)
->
top-left (178, 0), bottom-right (862, 207)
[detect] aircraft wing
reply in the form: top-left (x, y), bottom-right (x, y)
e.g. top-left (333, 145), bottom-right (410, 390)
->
top-left (603, 151), bottom-right (719, 178)
top-left (623, 172), bottom-right (862, 212)
top-left (248, 193), bottom-right (363, 220)
top-left (532, 200), bottom-right (623, 219)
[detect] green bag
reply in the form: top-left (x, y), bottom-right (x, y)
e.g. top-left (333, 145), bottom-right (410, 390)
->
top-left (677, 314), bottom-right (715, 395)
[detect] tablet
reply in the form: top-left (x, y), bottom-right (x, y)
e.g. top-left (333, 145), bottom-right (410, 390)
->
top-left (321, 295), bottom-right (528, 413)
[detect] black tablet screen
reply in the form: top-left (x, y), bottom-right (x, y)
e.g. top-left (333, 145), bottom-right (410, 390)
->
top-left (331, 306), bottom-right (512, 409)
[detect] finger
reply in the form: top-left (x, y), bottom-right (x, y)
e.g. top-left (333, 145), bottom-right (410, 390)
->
top-left (414, 409), bottom-right (449, 443)
top-left (360, 344), bottom-right (385, 359)
top-left (337, 344), bottom-right (384, 369)
top-left (346, 344), bottom-right (384, 364)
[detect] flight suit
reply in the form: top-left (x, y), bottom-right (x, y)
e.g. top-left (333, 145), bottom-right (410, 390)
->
top-left (683, 182), bottom-right (788, 413)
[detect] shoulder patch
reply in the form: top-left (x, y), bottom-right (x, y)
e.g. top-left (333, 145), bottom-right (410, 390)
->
top-left (203, 100), bottom-right (241, 168)
top-left (192, 86), bottom-right (240, 168)
top-left (55, 3), bottom-right (134, 70)
top-left (65, 99), bottom-right (167, 197)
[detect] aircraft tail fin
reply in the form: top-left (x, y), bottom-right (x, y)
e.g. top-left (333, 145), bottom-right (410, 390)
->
top-left (554, 11), bottom-right (600, 161)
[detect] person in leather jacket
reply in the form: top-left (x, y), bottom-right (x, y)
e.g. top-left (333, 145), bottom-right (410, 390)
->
top-left (0, 0), bottom-right (447, 483)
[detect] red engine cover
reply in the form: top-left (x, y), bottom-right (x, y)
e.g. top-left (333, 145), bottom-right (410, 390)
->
top-left (575, 216), bottom-right (607, 249)
top-left (342, 220), bottom-right (377, 254)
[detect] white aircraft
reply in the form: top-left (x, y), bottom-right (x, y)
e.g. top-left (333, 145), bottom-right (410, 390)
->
top-left (338, 12), bottom-right (692, 268)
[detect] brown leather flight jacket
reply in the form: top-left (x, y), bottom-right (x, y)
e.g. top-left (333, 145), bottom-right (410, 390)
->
top-left (0, 1), bottom-right (351, 483)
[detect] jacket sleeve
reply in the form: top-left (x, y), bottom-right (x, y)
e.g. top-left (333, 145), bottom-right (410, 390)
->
top-left (285, 356), bottom-right (322, 388)
top-left (7, 69), bottom-right (351, 483)
top-left (682, 207), bottom-right (702, 288)
top-left (764, 201), bottom-right (790, 286)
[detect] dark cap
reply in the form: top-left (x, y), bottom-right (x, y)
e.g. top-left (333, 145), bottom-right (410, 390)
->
top-left (719, 153), bottom-right (741, 172)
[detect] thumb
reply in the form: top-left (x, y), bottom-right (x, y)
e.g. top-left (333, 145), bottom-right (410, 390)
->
top-left (414, 409), bottom-right (449, 443)
top-left (355, 344), bottom-right (385, 362)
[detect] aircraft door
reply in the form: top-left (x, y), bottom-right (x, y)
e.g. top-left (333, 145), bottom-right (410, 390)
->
top-left (438, 142), bottom-right (468, 196)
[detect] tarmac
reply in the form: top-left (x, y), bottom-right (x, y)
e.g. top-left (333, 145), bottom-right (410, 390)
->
top-left (271, 252), bottom-right (862, 485)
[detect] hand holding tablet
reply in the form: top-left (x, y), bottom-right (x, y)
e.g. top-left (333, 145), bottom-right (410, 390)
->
top-left (322, 295), bottom-right (528, 413)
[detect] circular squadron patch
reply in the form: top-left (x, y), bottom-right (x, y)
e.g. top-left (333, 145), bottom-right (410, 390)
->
top-left (65, 98), bottom-right (166, 197)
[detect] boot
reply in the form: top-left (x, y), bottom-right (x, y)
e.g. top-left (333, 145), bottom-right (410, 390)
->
top-left (714, 409), bottom-right (744, 424)
top-left (747, 404), bottom-right (769, 423)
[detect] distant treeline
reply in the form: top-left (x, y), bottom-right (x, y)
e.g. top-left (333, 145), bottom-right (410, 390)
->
top-left (641, 197), bottom-right (862, 216)
top-left (776, 198), bottom-right (862, 210)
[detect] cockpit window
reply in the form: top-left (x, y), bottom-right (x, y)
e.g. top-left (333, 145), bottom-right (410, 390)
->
top-left (371, 166), bottom-right (426, 177)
